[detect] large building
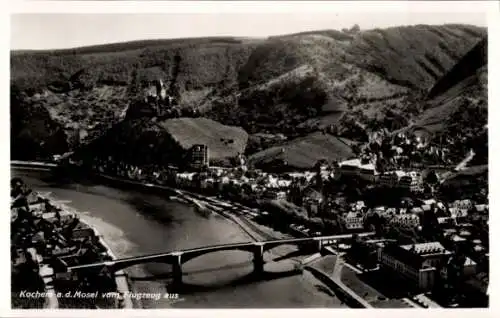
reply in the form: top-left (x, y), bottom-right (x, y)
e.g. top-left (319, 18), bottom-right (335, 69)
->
top-left (263, 189), bottom-right (287, 201)
top-left (379, 170), bottom-right (407, 187)
top-left (341, 211), bottom-right (365, 231)
top-left (339, 158), bottom-right (379, 182)
top-left (399, 171), bottom-right (423, 193)
top-left (377, 242), bottom-right (452, 291)
top-left (189, 144), bottom-right (209, 170)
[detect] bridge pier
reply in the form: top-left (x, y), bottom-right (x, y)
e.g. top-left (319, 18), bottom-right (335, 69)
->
top-left (252, 243), bottom-right (265, 275)
top-left (317, 240), bottom-right (323, 254)
top-left (171, 253), bottom-right (183, 289)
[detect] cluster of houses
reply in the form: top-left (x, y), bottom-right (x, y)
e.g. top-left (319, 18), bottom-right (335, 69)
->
top-left (331, 196), bottom-right (488, 236)
top-left (361, 129), bottom-right (455, 170)
top-left (165, 161), bottom-right (489, 302)
top-left (346, 195), bottom-right (489, 302)
top-left (373, 234), bottom-right (488, 300)
top-left (11, 178), bottom-right (119, 308)
top-left (92, 155), bottom-right (486, 240)
top-left (338, 158), bottom-right (426, 192)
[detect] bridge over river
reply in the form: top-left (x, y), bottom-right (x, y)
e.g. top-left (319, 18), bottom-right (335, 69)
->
top-left (67, 233), bottom-right (374, 290)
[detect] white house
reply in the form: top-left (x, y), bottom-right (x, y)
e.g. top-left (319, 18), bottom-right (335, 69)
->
top-left (450, 200), bottom-right (474, 210)
top-left (339, 158), bottom-right (379, 182)
top-left (449, 207), bottom-right (468, 218)
top-left (342, 211), bottom-right (365, 231)
top-left (390, 214), bottom-right (420, 228)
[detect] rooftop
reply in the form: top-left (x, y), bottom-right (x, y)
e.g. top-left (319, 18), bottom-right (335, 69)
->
top-left (451, 235), bottom-right (467, 242)
top-left (345, 211), bottom-right (363, 219)
top-left (339, 158), bottom-right (376, 171)
top-left (394, 214), bottom-right (418, 220)
top-left (382, 244), bottom-right (426, 270)
top-left (395, 170), bottom-right (407, 178)
top-left (400, 242), bottom-right (449, 256)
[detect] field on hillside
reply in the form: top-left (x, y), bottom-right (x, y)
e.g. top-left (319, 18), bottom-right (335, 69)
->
top-left (159, 118), bottom-right (248, 160)
top-left (249, 132), bottom-right (355, 170)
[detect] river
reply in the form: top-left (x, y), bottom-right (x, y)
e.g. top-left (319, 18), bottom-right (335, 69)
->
top-left (12, 168), bottom-right (346, 309)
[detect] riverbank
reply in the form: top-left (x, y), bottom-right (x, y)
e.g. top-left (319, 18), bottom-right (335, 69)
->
top-left (96, 172), bottom-right (319, 266)
top-left (54, 202), bottom-right (134, 309)
top-left (80, 173), bottom-right (349, 308)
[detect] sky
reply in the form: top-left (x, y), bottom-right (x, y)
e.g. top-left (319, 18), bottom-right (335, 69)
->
top-left (11, 9), bottom-right (487, 50)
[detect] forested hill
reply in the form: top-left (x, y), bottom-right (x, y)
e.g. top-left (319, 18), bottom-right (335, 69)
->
top-left (11, 24), bottom-right (487, 166)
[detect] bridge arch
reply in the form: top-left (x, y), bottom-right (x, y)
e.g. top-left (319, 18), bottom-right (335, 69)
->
top-left (180, 243), bottom-right (259, 265)
top-left (71, 254), bottom-right (178, 274)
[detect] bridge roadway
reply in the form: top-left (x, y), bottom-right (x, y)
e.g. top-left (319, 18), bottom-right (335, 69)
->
top-left (68, 232), bottom-right (374, 289)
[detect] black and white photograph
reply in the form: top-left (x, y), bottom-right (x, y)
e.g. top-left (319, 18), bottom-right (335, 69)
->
top-left (6, 2), bottom-right (492, 313)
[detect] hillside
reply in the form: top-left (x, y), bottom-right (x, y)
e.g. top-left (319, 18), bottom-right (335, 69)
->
top-left (248, 132), bottom-right (355, 170)
top-left (440, 165), bottom-right (488, 201)
top-left (417, 38), bottom-right (487, 129)
top-left (10, 24), bottom-right (487, 162)
top-left (80, 117), bottom-right (248, 167)
top-left (10, 37), bottom-right (258, 156)
top-left (206, 24), bottom-right (485, 136)
top-left (11, 37), bottom-right (260, 93)
top-left (10, 86), bottom-right (69, 160)
top-left (427, 37), bottom-right (487, 99)
top-left (387, 36), bottom-right (488, 170)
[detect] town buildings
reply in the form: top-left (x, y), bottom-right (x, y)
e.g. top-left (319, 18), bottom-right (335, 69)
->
top-left (390, 214), bottom-right (420, 229)
top-left (263, 189), bottom-right (287, 200)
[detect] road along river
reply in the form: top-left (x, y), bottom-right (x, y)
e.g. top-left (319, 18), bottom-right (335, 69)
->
top-left (12, 168), bottom-right (347, 309)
